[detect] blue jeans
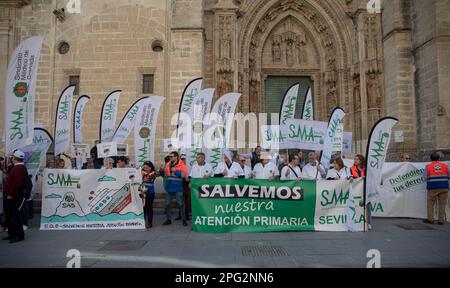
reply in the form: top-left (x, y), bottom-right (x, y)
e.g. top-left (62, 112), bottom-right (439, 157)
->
top-left (165, 192), bottom-right (185, 221)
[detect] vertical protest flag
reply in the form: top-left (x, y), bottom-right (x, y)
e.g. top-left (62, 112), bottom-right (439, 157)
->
top-left (186, 88), bottom-right (214, 170)
top-left (177, 78), bottom-right (203, 146)
top-left (54, 85), bottom-right (76, 156)
top-left (279, 83), bottom-right (300, 125)
top-left (100, 90), bottom-right (121, 143)
top-left (134, 96), bottom-right (165, 167)
top-left (302, 87), bottom-right (314, 121)
top-left (113, 96), bottom-right (149, 144)
top-left (204, 92), bottom-right (241, 170)
top-left (320, 107), bottom-right (346, 170)
top-left (73, 95), bottom-right (90, 144)
top-left (365, 117), bottom-right (399, 206)
top-left (21, 128), bottom-right (53, 194)
top-left (4, 36), bottom-right (44, 154)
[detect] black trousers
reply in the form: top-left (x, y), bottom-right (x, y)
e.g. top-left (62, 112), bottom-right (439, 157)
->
top-left (144, 194), bottom-right (155, 226)
top-left (5, 198), bottom-right (24, 240)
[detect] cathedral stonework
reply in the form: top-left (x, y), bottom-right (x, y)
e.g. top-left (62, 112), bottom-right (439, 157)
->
top-left (0, 0), bottom-right (449, 162)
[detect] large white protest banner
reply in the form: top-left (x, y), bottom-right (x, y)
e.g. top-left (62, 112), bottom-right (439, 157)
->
top-left (73, 95), bottom-right (90, 144)
top-left (113, 96), bottom-right (149, 144)
top-left (321, 107), bottom-right (346, 169)
top-left (177, 78), bottom-right (202, 147)
top-left (100, 90), bottom-right (121, 143)
top-left (54, 85), bottom-right (76, 156)
top-left (365, 117), bottom-right (398, 205)
top-left (21, 128), bottom-right (53, 197)
top-left (279, 83), bottom-right (300, 125)
top-left (4, 36), bottom-right (44, 154)
top-left (302, 87), bottom-right (314, 121)
top-left (41, 168), bottom-right (145, 230)
top-left (204, 93), bottom-right (241, 170)
top-left (134, 96), bottom-right (165, 167)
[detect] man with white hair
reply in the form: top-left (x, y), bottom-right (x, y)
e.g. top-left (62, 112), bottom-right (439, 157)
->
top-left (301, 152), bottom-right (326, 180)
top-left (230, 154), bottom-right (253, 179)
top-left (252, 153), bottom-right (280, 180)
top-left (280, 154), bottom-right (302, 181)
top-left (213, 149), bottom-right (240, 178)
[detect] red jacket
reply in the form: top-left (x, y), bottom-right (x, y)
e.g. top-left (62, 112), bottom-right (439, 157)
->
top-left (4, 163), bottom-right (28, 198)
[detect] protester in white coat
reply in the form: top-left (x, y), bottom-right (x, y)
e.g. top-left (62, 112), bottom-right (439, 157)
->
top-left (252, 153), bottom-right (280, 180)
top-left (301, 152), bottom-right (326, 180)
top-left (280, 154), bottom-right (302, 181)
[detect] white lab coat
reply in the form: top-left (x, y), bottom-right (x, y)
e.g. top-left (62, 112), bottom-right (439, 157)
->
top-left (189, 162), bottom-right (214, 178)
top-left (252, 162), bottom-right (280, 179)
top-left (230, 164), bottom-right (253, 179)
top-left (326, 167), bottom-right (350, 180)
top-left (301, 162), bottom-right (325, 180)
top-left (280, 165), bottom-right (302, 180)
top-left (214, 161), bottom-right (241, 178)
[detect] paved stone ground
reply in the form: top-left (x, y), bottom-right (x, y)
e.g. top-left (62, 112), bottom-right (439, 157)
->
top-left (0, 215), bottom-right (449, 268)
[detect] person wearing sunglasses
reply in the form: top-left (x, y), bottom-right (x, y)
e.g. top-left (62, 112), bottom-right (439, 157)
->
top-left (400, 153), bottom-right (412, 162)
top-left (229, 155), bottom-right (253, 179)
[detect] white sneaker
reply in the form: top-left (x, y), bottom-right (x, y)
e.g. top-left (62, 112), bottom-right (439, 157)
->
top-left (22, 225), bottom-right (28, 231)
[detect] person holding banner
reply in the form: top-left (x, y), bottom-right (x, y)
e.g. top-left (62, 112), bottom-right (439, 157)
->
top-left (424, 152), bottom-right (449, 225)
top-left (213, 150), bottom-right (240, 178)
top-left (280, 154), bottom-right (302, 181)
top-left (252, 153), bottom-right (280, 180)
top-left (116, 156), bottom-right (129, 168)
top-left (103, 158), bottom-right (114, 169)
top-left (230, 155), bottom-right (253, 179)
top-left (301, 152), bottom-right (326, 180)
top-left (326, 157), bottom-right (350, 180)
top-left (161, 152), bottom-right (188, 227)
top-left (189, 153), bottom-right (213, 179)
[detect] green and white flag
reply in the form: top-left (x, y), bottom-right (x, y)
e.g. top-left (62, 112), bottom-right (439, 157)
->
top-left (54, 85), bottom-right (76, 156)
top-left (302, 87), bottom-right (314, 121)
top-left (134, 96), bottom-right (165, 167)
top-left (113, 97), bottom-right (149, 144)
top-left (4, 36), bottom-right (44, 154)
top-left (365, 117), bottom-right (398, 205)
top-left (177, 78), bottom-right (202, 146)
top-left (320, 107), bottom-right (346, 170)
top-left (187, 88), bottom-right (214, 170)
top-left (280, 83), bottom-right (300, 125)
top-left (21, 128), bottom-right (53, 197)
top-left (100, 90), bottom-right (121, 143)
top-left (204, 92), bottom-right (241, 170)
top-left (73, 95), bottom-right (90, 144)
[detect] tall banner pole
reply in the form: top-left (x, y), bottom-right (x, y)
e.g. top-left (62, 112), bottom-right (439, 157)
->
top-left (364, 117), bottom-right (399, 232)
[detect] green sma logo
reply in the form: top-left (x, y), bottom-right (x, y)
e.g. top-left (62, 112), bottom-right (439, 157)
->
top-left (13, 82), bottom-right (29, 98)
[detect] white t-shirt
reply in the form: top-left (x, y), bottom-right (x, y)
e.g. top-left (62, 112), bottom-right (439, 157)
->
top-left (214, 161), bottom-right (241, 178)
top-left (280, 165), bottom-right (302, 180)
top-left (230, 164), bottom-right (253, 179)
top-left (252, 162), bottom-right (280, 180)
top-left (301, 162), bottom-right (325, 180)
top-left (326, 167), bottom-right (350, 180)
top-left (189, 162), bottom-right (214, 178)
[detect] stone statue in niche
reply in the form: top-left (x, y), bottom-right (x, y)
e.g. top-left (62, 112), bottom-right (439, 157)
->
top-left (272, 39), bottom-right (281, 63)
top-left (297, 42), bottom-right (307, 64)
top-left (286, 40), bottom-right (295, 67)
top-left (219, 17), bottom-right (231, 60)
top-left (353, 74), bottom-right (361, 111)
top-left (249, 81), bottom-right (258, 112)
top-left (367, 73), bottom-right (382, 109)
top-left (326, 81), bottom-right (338, 114)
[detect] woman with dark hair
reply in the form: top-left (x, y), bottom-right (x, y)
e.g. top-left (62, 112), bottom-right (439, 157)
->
top-left (141, 161), bottom-right (158, 229)
top-left (326, 157), bottom-right (350, 180)
top-left (350, 154), bottom-right (366, 179)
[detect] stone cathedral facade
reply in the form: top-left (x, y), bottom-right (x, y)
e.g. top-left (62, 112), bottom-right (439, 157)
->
top-left (0, 0), bottom-right (449, 163)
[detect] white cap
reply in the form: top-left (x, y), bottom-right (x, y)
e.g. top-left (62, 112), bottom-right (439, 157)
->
top-left (13, 150), bottom-right (25, 160)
